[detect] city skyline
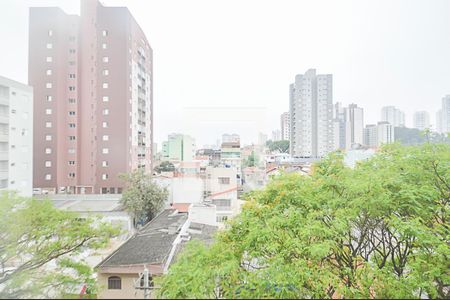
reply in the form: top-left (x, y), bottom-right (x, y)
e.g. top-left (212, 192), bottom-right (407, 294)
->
top-left (1, 0), bottom-right (450, 146)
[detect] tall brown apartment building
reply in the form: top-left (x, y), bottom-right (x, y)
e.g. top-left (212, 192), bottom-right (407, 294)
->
top-left (29, 0), bottom-right (153, 194)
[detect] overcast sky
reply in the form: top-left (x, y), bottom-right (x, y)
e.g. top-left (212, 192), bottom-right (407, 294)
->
top-left (1, 0), bottom-right (449, 147)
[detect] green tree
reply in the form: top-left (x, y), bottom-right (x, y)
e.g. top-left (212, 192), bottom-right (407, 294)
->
top-left (244, 151), bottom-right (258, 167)
top-left (155, 161), bottom-right (175, 173)
top-left (120, 168), bottom-right (168, 227)
top-left (266, 140), bottom-right (290, 153)
top-left (157, 143), bottom-right (449, 299)
top-left (0, 193), bottom-right (119, 298)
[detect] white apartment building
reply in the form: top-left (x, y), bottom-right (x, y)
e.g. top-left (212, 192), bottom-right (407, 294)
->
top-left (364, 122), bottom-right (394, 148)
top-left (436, 95), bottom-right (450, 134)
top-left (204, 166), bottom-right (239, 224)
top-left (161, 133), bottom-right (196, 162)
top-left (271, 129), bottom-right (281, 141)
top-left (0, 76), bottom-right (33, 197)
top-left (289, 69), bottom-right (333, 158)
top-left (381, 106), bottom-right (405, 127)
top-left (333, 102), bottom-right (364, 150)
top-left (280, 112), bottom-right (290, 141)
top-left (413, 111), bottom-right (431, 131)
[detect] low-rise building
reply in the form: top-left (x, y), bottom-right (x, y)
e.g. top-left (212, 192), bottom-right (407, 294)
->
top-left (96, 209), bottom-right (217, 299)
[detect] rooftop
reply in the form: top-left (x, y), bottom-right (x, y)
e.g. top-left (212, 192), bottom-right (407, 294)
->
top-left (97, 209), bottom-right (188, 268)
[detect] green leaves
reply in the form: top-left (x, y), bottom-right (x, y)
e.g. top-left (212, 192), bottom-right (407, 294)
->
top-left (157, 143), bottom-right (450, 299)
top-left (0, 193), bottom-right (119, 298)
top-left (120, 168), bottom-right (168, 226)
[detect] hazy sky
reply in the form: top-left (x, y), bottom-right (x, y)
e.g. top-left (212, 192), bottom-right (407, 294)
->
top-left (1, 0), bottom-right (450, 147)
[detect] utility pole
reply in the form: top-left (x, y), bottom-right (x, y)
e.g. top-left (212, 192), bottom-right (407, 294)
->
top-left (134, 266), bottom-right (154, 299)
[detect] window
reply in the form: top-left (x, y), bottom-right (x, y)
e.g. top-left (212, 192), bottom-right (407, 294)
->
top-left (68, 172), bottom-right (75, 178)
top-left (48, 30), bottom-right (53, 37)
top-left (218, 177), bottom-right (230, 184)
top-left (46, 56), bottom-right (52, 62)
top-left (102, 56), bottom-right (109, 63)
top-left (103, 109), bottom-right (109, 115)
top-left (102, 122), bottom-right (108, 128)
top-left (68, 161), bottom-right (75, 165)
top-left (69, 86), bottom-right (76, 91)
top-left (46, 83), bottom-right (52, 89)
top-left (11, 109), bottom-right (16, 114)
top-left (102, 148), bottom-right (109, 154)
top-left (46, 69), bottom-right (52, 75)
top-left (68, 148), bottom-right (75, 154)
top-left (69, 74), bottom-right (76, 79)
top-left (69, 123), bottom-right (76, 128)
top-left (102, 30), bottom-right (108, 37)
top-left (69, 49), bottom-right (76, 54)
top-left (102, 43), bottom-right (107, 49)
top-left (102, 83), bottom-right (108, 89)
top-left (102, 135), bottom-right (109, 141)
top-left (45, 148), bottom-right (52, 154)
top-left (68, 98), bottom-right (76, 104)
top-left (45, 161), bottom-right (52, 167)
top-left (69, 36), bottom-right (76, 42)
top-left (45, 135), bottom-right (52, 141)
top-left (46, 43), bottom-right (52, 49)
top-left (45, 174), bottom-right (51, 180)
top-left (45, 109), bottom-right (52, 115)
top-left (108, 276), bottom-right (121, 290)
top-left (103, 69), bottom-right (109, 76)
top-left (69, 61), bottom-right (75, 66)
top-left (102, 174), bottom-right (109, 180)
top-left (102, 96), bottom-right (109, 102)
top-left (45, 122), bottom-right (52, 128)
top-left (102, 161), bottom-right (108, 167)
top-left (47, 95), bottom-right (52, 102)
top-left (69, 111), bottom-right (76, 116)
top-left (69, 136), bottom-right (76, 141)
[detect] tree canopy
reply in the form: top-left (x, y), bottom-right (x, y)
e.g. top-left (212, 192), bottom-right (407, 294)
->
top-left (0, 194), bottom-right (119, 298)
top-left (157, 143), bottom-right (449, 299)
top-left (120, 168), bottom-right (168, 227)
top-left (266, 140), bottom-right (290, 153)
top-left (155, 161), bottom-right (176, 173)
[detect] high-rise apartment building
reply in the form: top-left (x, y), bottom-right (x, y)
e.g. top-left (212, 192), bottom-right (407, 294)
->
top-left (162, 134), bottom-right (196, 162)
top-left (271, 130), bottom-right (281, 141)
top-left (257, 132), bottom-right (268, 146)
top-left (0, 76), bottom-right (33, 196)
top-left (333, 102), bottom-right (364, 150)
top-left (29, 0), bottom-right (153, 194)
top-left (364, 122), bottom-right (394, 148)
top-left (280, 112), bottom-right (290, 141)
top-left (413, 111), bottom-right (430, 131)
top-left (436, 95), bottom-right (450, 134)
top-left (381, 106), bottom-right (405, 127)
top-left (289, 69), bottom-right (333, 158)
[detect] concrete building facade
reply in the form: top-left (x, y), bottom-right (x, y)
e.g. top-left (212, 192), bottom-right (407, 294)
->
top-left (381, 106), bottom-right (405, 127)
top-left (436, 95), bottom-right (450, 134)
top-left (413, 111), bottom-right (430, 131)
top-left (289, 69), bottom-right (333, 158)
top-left (0, 76), bottom-right (33, 196)
top-left (364, 122), bottom-right (394, 148)
top-left (161, 134), bottom-right (195, 162)
top-left (29, 0), bottom-right (153, 194)
top-left (333, 102), bottom-right (364, 150)
top-left (280, 112), bottom-right (290, 141)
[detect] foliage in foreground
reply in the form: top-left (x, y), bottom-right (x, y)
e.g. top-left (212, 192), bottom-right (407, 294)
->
top-left (158, 143), bottom-right (449, 299)
top-left (120, 168), bottom-right (168, 227)
top-left (0, 195), bottom-right (119, 298)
